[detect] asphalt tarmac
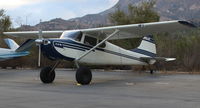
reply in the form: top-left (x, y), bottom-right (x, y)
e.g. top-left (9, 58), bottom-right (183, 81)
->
top-left (0, 69), bottom-right (200, 108)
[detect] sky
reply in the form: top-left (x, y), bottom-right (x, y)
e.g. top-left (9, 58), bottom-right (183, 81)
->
top-left (0, 0), bottom-right (119, 27)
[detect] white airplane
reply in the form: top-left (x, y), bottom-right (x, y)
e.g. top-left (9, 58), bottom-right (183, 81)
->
top-left (4, 20), bottom-right (196, 85)
top-left (0, 38), bottom-right (35, 61)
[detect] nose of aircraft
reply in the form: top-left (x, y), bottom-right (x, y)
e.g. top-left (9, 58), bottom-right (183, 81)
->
top-left (35, 39), bottom-right (43, 45)
top-left (35, 39), bottom-right (51, 45)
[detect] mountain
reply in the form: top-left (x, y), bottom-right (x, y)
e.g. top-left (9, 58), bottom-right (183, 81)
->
top-left (18, 0), bottom-right (200, 31)
top-left (102, 0), bottom-right (200, 21)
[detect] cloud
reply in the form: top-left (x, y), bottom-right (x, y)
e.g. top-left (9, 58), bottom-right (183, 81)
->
top-left (108, 0), bottom-right (119, 7)
top-left (5, 0), bottom-right (119, 27)
top-left (0, 0), bottom-right (62, 9)
top-left (0, 0), bottom-right (119, 10)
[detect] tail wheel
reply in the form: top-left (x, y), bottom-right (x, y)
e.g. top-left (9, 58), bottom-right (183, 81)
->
top-left (40, 67), bottom-right (56, 84)
top-left (150, 69), bottom-right (154, 74)
top-left (76, 67), bottom-right (92, 85)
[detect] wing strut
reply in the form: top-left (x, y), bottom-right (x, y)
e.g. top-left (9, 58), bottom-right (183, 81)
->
top-left (75, 29), bottom-right (120, 68)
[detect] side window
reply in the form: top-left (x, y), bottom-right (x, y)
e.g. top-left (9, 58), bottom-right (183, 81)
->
top-left (98, 40), bottom-right (106, 48)
top-left (84, 36), bottom-right (97, 46)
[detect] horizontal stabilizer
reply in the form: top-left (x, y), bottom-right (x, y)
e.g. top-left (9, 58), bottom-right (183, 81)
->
top-left (164, 58), bottom-right (176, 61)
top-left (140, 57), bottom-right (176, 62)
top-left (15, 39), bottom-right (35, 52)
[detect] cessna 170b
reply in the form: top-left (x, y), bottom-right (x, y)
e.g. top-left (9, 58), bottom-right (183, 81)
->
top-left (4, 20), bottom-right (196, 85)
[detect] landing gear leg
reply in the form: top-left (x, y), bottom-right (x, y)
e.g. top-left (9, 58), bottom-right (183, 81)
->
top-left (148, 64), bottom-right (155, 75)
top-left (40, 61), bottom-right (60, 84)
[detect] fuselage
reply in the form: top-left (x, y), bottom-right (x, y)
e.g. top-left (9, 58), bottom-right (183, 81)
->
top-left (0, 48), bottom-right (14, 61)
top-left (41, 38), bottom-right (150, 66)
top-left (0, 48), bottom-right (14, 54)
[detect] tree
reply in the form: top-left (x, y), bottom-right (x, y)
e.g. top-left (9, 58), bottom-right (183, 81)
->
top-left (109, 0), bottom-right (200, 72)
top-left (109, 8), bottom-right (130, 25)
top-left (109, 0), bottom-right (160, 49)
top-left (0, 9), bottom-right (12, 34)
top-left (109, 0), bottom-right (160, 25)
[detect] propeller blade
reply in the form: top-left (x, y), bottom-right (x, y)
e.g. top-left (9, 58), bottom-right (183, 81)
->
top-left (37, 30), bottom-right (43, 67)
top-left (38, 44), bottom-right (41, 67)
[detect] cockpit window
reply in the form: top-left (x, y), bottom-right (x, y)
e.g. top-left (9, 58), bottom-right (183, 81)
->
top-left (84, 36), bottom-right (97, 46)
top-left (60, 31), bottom-right (82, 42)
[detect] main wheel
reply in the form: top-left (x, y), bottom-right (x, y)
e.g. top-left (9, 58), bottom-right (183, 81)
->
top-left (76, 67), bottom-right (92, 85)
top-left (40, 67), bottom-right (56, 84)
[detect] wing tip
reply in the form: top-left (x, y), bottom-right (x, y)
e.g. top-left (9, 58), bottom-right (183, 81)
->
top-left (178, 21), bottom-right (197, 28)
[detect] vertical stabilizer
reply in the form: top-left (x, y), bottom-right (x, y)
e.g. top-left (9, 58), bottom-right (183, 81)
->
top-left (4, 38), bottom-right (19, 50)
top-left (131, 35), bottom-right (157, 57)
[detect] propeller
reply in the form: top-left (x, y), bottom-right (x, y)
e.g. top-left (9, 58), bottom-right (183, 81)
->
top-left (36, 29), bottom-right (43, 67)
top-left (34, 29), bottom-right (43, 80)
top-left (35, 19), bottom-right (44, 68)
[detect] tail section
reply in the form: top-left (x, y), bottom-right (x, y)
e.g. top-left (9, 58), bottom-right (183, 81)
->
top-left (4, 38), bottom-right (35, 52)
top-left (131, 35), bottom-right (176, 64)
top-left (131, 35), bottom-right (157, 57)
top-left (4, 38), bottom-right (19, 50)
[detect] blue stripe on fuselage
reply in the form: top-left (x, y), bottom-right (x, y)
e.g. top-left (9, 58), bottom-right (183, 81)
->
top-left (54, 42), bottom-right (86, 51)
top-left (43, 39), bottom-right (144, 62)
top-left (131, 48), bottom-right (156, 57)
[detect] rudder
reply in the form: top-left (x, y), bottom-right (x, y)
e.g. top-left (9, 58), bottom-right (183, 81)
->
top-left (131, 35), bottom-right (157, 57)
top-left (4, 38), bottom-right (19, 50)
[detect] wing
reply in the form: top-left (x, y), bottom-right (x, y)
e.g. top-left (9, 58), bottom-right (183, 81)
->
top-left (3, 20), bottom-right (196, 40)
top-left (3, 31), bottom-right (64, 38)
top-left (81, 20), bottom-right (196, 40)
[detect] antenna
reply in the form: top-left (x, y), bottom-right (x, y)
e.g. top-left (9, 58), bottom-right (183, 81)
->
top-left (74, 20), bottom-right (80, 30)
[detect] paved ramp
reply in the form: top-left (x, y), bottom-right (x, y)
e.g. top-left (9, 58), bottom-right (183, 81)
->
top-left (0, 69), bottom-right (200, 108)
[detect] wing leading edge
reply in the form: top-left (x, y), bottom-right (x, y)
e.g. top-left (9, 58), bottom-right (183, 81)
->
top-left (3, 31), bottom-right (64, 38)
top-left (81, 20), bottom-right (197, 40)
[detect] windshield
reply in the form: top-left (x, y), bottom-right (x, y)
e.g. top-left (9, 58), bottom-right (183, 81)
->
top-left (60, 31), bottom-right (82, 42)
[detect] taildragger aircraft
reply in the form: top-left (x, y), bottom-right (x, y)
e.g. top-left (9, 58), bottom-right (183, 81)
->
top-left (4, 20), bottom-right (196, 85)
